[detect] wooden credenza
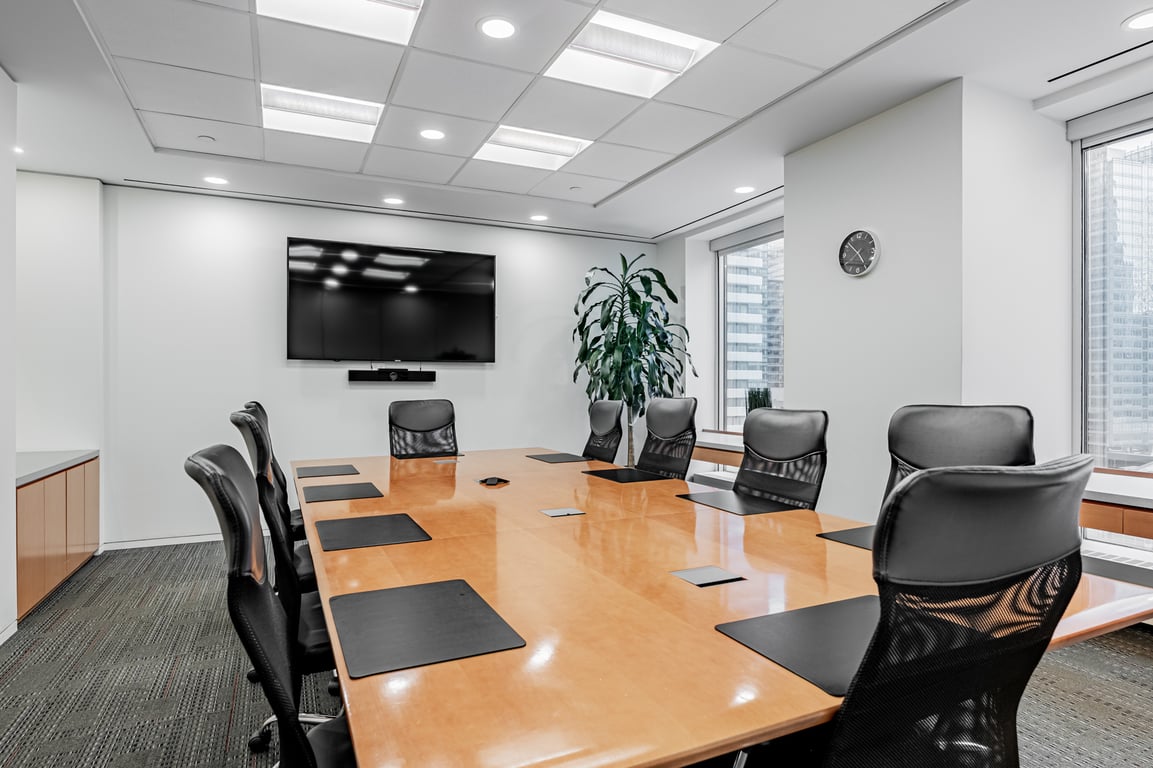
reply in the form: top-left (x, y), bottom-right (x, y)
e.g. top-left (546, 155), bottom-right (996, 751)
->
top-left (15, 451), bottom-right (100, 618)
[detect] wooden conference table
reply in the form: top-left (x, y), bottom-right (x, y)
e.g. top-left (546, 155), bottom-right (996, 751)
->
top-left (293, 448), bottom-right (1153, 768)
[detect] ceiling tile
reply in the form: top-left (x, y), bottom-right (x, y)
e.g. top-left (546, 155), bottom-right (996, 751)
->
top-left (390, 49), bottom-right (534, 121)
top-left (116, 58), bottom-right (260, 125)
top-left (529, 172), bottom-right (625, 204)
top-left (562, 143), bottom-right (671, 181)
top-left (362, 146), bottom-right (466, 184)
top-left (601, 102), bottom-right (734, 154)
top-left (80, 0), bottom-right (254, 78)
top-left (654, 45), bottom-right (818, 117)
top-left (602, 0), bottom-right (773, 42)
top-left (729, 0), bottom-right (942, 69)
top-left (412, 0), bottom-right (590, 73)
top-left (375, 106), bottom-right (494, 158)
top-left (452, 159), bottom-right (551, 194)
top-left (257, 18), bottom-right (403, 103)
top-left (264, 130), bottom-right (369, 172)
top-left (504, 79), bottom-right (642, 140)
top-left (140, 111), bottom-right (263, 159)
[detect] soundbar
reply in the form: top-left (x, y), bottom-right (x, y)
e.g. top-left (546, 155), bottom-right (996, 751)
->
top-left (348, 369), bottom-right (436, 382)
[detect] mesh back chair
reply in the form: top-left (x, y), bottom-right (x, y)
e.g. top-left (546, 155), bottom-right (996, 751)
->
top-left (635, 397), bottom-right (698, 480)
top-left (245, 400), bottom-right (307, 542)
top-left (885, 405), bottom-right (1035, 499)
top-left (813, 454), bottom-right (1093, 768)
top-left (734, 408), bottom-right (828, 509)
top-left (232, 405), bottom-right (316, 591)
top-left (583, 400), bottom-right (624, 463)
top-left (185, 445), bottom-right (355, 768)
top-left (388, 399), bottom-right (458, 459)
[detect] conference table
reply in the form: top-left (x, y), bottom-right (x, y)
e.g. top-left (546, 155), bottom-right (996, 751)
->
top-left (292, 448), bottom-right (1153, 767)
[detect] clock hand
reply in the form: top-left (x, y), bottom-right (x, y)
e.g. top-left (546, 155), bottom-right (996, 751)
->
top-left (846, 242), bottom-right (864, 263)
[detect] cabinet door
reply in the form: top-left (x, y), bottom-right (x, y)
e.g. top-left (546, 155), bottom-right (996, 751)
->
top-left (84, 459), bottom-right (100, 556)
top-left (44, 473), bottom-right (68, 588)
top-left (67, 466), bottom-right (86, 571)
top-left (16, 482), bottom-right (47, 617)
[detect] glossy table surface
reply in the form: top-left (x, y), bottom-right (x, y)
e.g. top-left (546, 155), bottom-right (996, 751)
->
top-left (294, 448), bottom-right (1153, 768)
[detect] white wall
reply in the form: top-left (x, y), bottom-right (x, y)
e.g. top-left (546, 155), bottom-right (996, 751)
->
top-left (664, 236), bottom-right (718, 431)
top-left (785, 81), bottom-right (965, 520)
top-left (14, 173), bottom-right (103, 451)
top-left (101, 186), bottom-right (647, 546)
top-left (960, 82), bottom-right (1073, 460)
top-left (0, 68), bottom-right (18, 641)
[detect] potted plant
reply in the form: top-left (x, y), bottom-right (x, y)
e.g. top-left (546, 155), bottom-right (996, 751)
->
top-left (573, 254), bottom-right (696, 465)
top-left (746, 387), bottom-right (772, 412)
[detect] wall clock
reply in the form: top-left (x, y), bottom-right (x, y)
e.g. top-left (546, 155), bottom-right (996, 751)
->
top-left (838, 229), bottom-right (879, 276)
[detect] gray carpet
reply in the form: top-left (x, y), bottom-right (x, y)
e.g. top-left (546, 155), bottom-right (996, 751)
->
top-left (0, 543), bottom-right (1151, 767)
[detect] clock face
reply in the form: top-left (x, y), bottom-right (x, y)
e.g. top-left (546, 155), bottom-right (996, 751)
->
top-left (839, 230), bottom-right (878, 276)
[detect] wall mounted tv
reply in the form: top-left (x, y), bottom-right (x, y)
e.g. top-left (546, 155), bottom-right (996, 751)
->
top-left (287, 237), bottom-right (496, 363)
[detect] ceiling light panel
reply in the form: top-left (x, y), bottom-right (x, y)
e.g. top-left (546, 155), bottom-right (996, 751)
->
top-left (255, 0), bottom-right (423, 45)
top-left (375, 253), bottom-right (430, 267)
top-left (474, 125), bottom-right (591, 171)
top-left (544, 11), bottom-right (718, 98)
top-left (261, 84), bottom-right (383, 143)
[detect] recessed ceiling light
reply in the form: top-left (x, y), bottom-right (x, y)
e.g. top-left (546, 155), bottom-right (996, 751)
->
top-left (404, 284), bottom-right (420, 293)
top-left (197, 134), bottom-right (216, 143)
top-left (530, 214), bottom-right (549, 222)
top-left (256, 0), bottom-right (423, 45)
top-left (12, 146), bottom-right (24, 154)
top-left (332, 263), bottom-right (350, 276)
top-left (734, 186), bottom-right (755, 194)
top-left (1124, 9), bottom-right (1153, 29)
top-left (479, 17), bottom-right (516, 39)
top-left (261, 84), bottom-right (383, 143)
top-left (474, 125), bottom-right (591, 171)
top-left (204, 176), bottom-right (229, 185)
top-left (383, 197), bottom-right (405, 205)
top-left (544, 11), bottom-right (718, 98)
top-left (420, 128), bottom-right (446, 140)
top-left (324, 277), bottom-right (340, 289)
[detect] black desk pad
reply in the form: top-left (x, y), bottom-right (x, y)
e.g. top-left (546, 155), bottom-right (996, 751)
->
top-left (329, 579), bottom-right (526, 678)
top-left (583, 468), bottom-right (669, 483)
top-left (817, 525), bottom-right (876, 551)
top-left (716, 595), bottom-right (880, 696)
top-left (672, 566), bottom-right (745, 587)
top-left (315, 514), bottom-right (430, 551)
top-left (1083, 555), bottom-right (1153, 589)
top-left (302, 482), bottom-right (383, 503)
top-left (678, 490), bottom-right (796, 516)
top-left (527, 452), bottom-right (589, 463)
top-left (297, 464), bottom-right (359, 479)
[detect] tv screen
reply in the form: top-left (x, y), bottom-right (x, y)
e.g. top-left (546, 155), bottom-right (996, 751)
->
top-left (286, 237), bottom-right (496, 362)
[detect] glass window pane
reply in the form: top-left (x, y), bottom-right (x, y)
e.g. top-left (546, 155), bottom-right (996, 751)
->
top-left (719, 237), bottom-right (784, 431)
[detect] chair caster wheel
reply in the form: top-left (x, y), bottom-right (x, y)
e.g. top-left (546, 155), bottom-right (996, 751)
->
top-left (248, 731), bottom-right (271, 753)
top-left (247, 668), bottom-right (259, 683)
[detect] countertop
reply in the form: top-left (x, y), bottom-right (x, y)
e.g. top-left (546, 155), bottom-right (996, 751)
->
top-left (16, 450), bottom-right (100, 487)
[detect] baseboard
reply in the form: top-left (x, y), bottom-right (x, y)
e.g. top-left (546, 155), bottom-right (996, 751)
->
top-left (101, 532), bottom-right (224, 550)
top-left (0, 618), bottom-right (16, 646)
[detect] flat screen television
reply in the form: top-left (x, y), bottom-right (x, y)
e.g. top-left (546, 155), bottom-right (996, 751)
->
top-left (286, 237), bottom-right (496, 362)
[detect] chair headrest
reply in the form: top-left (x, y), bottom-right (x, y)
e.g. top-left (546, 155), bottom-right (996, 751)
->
top-left (645, 397), bottom-right (697, 439)
top-left (389, 399), bottom-right (455, 432)
top-left (888, 404), bottom-right (1035, 469)
top-left (743, 408), bottom-right (828, 460)
top-left (184, 444), bottom-right (267, 583)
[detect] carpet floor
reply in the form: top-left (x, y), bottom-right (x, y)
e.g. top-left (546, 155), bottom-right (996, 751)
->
top-left (0, 543), bottom-right (1150, 767)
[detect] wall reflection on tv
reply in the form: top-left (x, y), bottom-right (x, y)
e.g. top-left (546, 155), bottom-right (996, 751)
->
top-left (287, 237), bottom-right (496, 363)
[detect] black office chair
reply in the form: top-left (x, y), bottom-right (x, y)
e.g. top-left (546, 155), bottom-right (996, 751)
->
top-left (734, 408), bottom-right (828, 509)
top-left (185, 445), bottom-right (354, 768)
top-left (743, 454), bottom-right (1094, 768)
top-left (232, 406), bottom-right (316, 592)
top-left (635, 397), bottom-right (698, 480)
top-left (245, 400), bottom-right (307, 542)
top-left (388, 399), bottom-right (458, 459)
top-left (583, 400), bottom-right (624, 462)
top-left (885, 404), bottom-right (1035, 499)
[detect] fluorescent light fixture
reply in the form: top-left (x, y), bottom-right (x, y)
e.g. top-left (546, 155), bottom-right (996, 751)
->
top-left (332, 264), bottom-right (350, 276)
top-left (734, 186), bottom-right (755, 194)
top-left (261, 84), bottom-right (383, 143)
top-left (288, 260), bottom-right (317, 272)
top-left (383, 197), bottom-right (405, 205)
top-left (420, 128), bottom-right (446, 140)
top-left (324, 277), bottom-right (340, 289)
top-left (340, 249), bottom-right (360, 262)
top-left (474, 125), bottom-right (591, 171)
top-left (255, 0), bottom-right (423, 45)
top-left (404, 285), bottom-right (420, 293)
top-left (12, 146), bottom-right (24, 154)
top-left (544, 11), bottom-right (718, 98)
top-left (289, 243), bottom-right (323, 258)
top-left (204, 176), bottom-right (229, 185)
top-left (1125, 9), bottom-right (1153, 28)
top-left (480, 17), bottom-right (516, 39)
top-left (530, 214), bottom-right (549, 222)
top-left (363, 268), bottom-right (410, 280)
top-left (375, 253), bottom-right (429, 268)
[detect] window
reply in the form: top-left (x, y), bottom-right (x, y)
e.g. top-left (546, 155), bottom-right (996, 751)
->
top-left (1083, 130), bottom-right (1153, 471)
top-left (717, 232), bottom-right (784, 431)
